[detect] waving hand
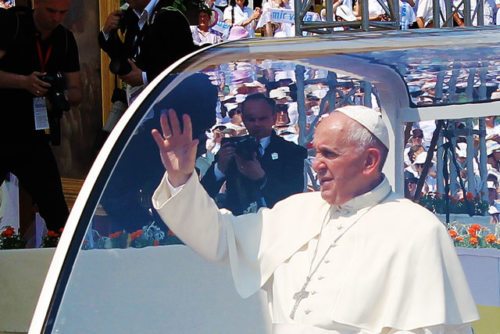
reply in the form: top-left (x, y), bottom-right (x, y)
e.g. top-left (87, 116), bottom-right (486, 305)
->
top-left (151, 109), bottom-right (199, 187)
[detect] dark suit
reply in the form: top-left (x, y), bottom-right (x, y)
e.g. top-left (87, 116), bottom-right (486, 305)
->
top-left (201, 133), bottom-right (307, 215)
top-left (98, 0), bottom-right (196, 82)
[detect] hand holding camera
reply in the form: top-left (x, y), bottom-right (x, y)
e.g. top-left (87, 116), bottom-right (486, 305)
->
top-left (102, 10), bottom-right (123, 35)
top-left (104, 10), bottom-right (134, 76)
top-left (219, 136), bottom-right (265, 180)
top-left (117, 59), bottom-right (143, 86)
top-left (26, 71), bottom-right (51, 96)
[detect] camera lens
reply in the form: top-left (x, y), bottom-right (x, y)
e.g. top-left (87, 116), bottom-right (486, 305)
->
top-left (109, 58), bottom-right (132, 76)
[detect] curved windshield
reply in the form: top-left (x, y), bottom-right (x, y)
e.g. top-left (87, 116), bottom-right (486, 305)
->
top-left (48, 58), bottom-right (380, 333)
top-left (47, 34), bottom-right (500, 332)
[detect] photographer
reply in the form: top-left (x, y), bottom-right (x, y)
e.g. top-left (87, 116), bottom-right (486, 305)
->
top-left (201, 93), bottom-right (307, 215)
top-left (98, 0), bottom-right (196, 104)
top-left (0, 0), bottom-right (82, 231)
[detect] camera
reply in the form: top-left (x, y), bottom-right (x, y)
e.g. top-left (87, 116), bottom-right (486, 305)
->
top-left (109, 56), bottom-right (132, 76)
top-left (41, 72), bottom-right (70, 116)
top-left (222, 135), bottom-right (259, 160)
top-left (40, 72), bottom-right (69, 145)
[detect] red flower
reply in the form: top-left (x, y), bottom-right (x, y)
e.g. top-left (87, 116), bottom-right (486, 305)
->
top-left (109, 231), bottom-right (123, 239)
top-left (130, 230), bottom-right (144, 241)
top-left (465, 192), bottom-right (474, 201)
top-left (456, 236), bottom-right (464, 242)
top-left (47, 231), bottom-right (58, 238)
top-left (469, 236), bottom-right (478, 245)
top-left (470, 224), bottom-right (481, 232)
top-left (467, 227), bottom-right (477, 238)
top-left (448, 230), bottom-right (458, 239)
top-left (2, 226), bottom-right (15, 238)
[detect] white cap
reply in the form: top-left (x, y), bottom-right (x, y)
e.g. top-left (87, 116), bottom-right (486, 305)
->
top-left (269, 88), bottom-right (291, 100)
top-left (336, 105), bottom-right (390, 149)
top-left (335, 4), bottom-right (357, 21)
top-left (235, 94), bottom-right (247, 103)
top-left (486, 140), bottom-right (500, 156)
top-left (224, 102), bottom-right (239, 111)
top-left (243, 81), bottom-right (265, 88)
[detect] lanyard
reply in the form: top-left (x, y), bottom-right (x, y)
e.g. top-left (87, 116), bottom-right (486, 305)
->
top-left (36, 39), bottom-right (53, 72)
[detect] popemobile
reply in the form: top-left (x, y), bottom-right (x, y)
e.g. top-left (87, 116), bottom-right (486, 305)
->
top-left (1, 25), bottom-right (499, 333)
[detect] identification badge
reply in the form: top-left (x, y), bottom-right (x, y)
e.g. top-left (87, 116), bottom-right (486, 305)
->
top-left (33, 97), bottom-right (50, 130)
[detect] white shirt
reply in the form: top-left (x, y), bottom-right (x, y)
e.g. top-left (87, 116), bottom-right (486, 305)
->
top-left (132, 0), bottom-right (160, 85)
top-left (416, 0), bottom-right (446, 26)
top-left (190, 26), bottom-right (223, 46)
top-left (223, 5), bottom-right (256, 37)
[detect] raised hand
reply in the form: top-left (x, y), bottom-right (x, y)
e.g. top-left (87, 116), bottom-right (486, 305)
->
top-left (151, 109), bottom-right (199, 187)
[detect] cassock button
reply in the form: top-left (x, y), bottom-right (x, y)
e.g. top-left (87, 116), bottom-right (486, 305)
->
top-left (304, 309), bottom-right (311, 315)
top-left (317, 276), bottom-right (325, 280)
top-left (324, 259), bottom-right (330, 264)
top-left (311, 290), bottom-right (317, 295)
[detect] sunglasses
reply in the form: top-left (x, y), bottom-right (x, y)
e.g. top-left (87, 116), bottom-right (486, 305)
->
top-left (415, 163), bottom-right (425, 168)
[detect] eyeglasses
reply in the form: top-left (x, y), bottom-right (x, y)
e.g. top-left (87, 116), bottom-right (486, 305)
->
top-left (415, 163), bottom-right (425, 168)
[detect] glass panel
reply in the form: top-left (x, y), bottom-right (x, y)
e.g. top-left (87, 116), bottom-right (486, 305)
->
top-left (48, 37), bottom-right (500, 331)
top-left (50, 58), bottom-right (381, 333)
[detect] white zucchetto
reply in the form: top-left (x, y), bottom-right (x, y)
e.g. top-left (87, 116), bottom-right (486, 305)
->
top-left (336, 105), bottom-right (390, 149)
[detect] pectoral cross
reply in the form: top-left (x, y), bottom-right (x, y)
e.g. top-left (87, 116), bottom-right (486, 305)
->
top-left (289, 277), bottom-right (311, 319)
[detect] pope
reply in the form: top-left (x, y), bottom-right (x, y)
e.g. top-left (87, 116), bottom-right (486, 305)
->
top-left (151, 104), bottom-right (478, 333)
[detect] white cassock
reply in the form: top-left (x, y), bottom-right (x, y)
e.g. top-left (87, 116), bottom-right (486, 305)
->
top-left (152, 173), bottom-right (479, 333)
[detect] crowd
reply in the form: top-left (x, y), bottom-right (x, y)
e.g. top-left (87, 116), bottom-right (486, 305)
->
top-left (403, 117), bottom-right (500, 223)
top-left (188, 0), bottom-right (500, 45)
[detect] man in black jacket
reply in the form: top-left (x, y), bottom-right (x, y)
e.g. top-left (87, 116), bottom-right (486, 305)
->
top-left (98, 0), bottom-right (196, 103)
top-left (201, 93), bottom-right (307, 215)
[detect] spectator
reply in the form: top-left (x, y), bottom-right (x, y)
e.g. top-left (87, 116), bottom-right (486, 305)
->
top-left (99, 0), bottom-right (196, 104)
top-left (224, 0), bottom-right (262, 38)
top-left (413, 151), bottom-right (437, 194)
top-left (224, 104), bottom-right (247, 135)
top-left (201, 93), bottom-right (307, 215)
top-left (0, 0), bottom-right (82, 231)
top-left (416, 0), bottom-right (445, 27)
top-left (452, 0), bottom-right (495, 26)
top-left (404, 128), bottom-right (425, 166)
top-left (191, 6), bottom-right (223, 46)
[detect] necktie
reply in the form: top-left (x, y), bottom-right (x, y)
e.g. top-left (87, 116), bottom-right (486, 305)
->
top-left (258, 144), bottom-right (265, 157)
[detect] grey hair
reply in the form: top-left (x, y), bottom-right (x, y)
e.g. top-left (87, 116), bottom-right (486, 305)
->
top-left (346, 121), bottom-right (388, 170)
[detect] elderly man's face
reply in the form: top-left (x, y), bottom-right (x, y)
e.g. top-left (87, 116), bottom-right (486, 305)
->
top-left (312, 113), bottom-right (372, 205)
